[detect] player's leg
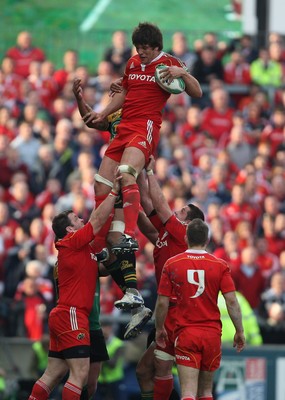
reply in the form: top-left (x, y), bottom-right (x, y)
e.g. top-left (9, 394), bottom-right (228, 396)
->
top-left (80, 362), bottom-right (101, 400)
top-left (106, 210), bottom-right (152, 336)
top-left (177, 364), bottom-right (199, 400)
top-left (28, 357), bottom-right (68, 400)
top-left (197, 370), bottom-right (215, 400)
top-left (111, 146), bottom-right (145, 253)
top-left (136, 340), bottom-right (156, 399)
top-left (105, 207), bottom-right (143, 308)
top-left (80, 328), bottom-right (108, 399)
top-left (92, 155), bottom-right (119, 258)
top-left (196, 331), bottom-right (221, 400)
top-left (63, 358), bottom-right (89, 399)
top-left (153, 350), bottom-right (175, 400)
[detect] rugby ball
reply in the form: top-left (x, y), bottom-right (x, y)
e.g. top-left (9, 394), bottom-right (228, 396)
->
top-left (155, 64), bottom-right (186, 94)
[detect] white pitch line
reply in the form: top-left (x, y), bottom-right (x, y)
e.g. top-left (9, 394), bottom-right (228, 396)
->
top-left (79, 0), bottom-right (112, 32)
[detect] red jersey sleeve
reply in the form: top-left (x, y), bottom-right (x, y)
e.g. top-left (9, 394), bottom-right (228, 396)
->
top-left (164, 215), bottom-right (187, 244)
top-left (57, 222), bottom-right (94, 250)
top-left (220, 260), bottom-right (236, 294)
top-left (157, 261), bottom-right (173, 297)
top-left (149, 213), bottom-right (164, 231)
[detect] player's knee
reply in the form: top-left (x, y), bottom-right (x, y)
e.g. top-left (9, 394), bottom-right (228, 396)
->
top-left (118, 164), bottom-right (138, 185)
top-left (107, 230), bottom-right (123, 247)
top-left (94, 173), bottom-right (113, 195)
top-left (87, 382), bottom-right (97, 398)
top-left (136, 359), bottom-right (154, 383)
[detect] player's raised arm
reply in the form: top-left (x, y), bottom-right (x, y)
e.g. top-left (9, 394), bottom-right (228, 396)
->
top-left (73, 78), bottom-right (109, 130)
top-left (145, 156), bottom-right (173, 224)
top-left (83, 90), bottom-right (126, 126)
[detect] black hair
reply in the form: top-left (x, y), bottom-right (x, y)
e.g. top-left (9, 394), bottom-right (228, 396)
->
top-left (186, 218), bottom-right (209, 247)
top-left (132, 22), bottom-right (163, 51)
top-left (186, 203), bottom-right (205, 222)
top-left (52, 209), bottom-right (73, 240)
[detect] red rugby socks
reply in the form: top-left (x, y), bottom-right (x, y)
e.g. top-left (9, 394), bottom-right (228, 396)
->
top-left (28, 379), bottom-right (50, 399)
top-left (122, 184), bottom-right (140, 237)
top-left (62, 381), bottom-right (82, 399)
top-left (153, 375), bottom-right (173, 400)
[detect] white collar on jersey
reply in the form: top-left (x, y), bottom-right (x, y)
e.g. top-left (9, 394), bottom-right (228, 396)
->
top-left (186, 249), bottom-right (208, 254)
top-left (141, 51), bottom-right (164, 67)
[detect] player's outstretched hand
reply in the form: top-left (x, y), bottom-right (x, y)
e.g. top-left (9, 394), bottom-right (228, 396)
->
top-left (72, 78), bottom-right (83, 100)
top-left (113, 167), bottom-right (122, 194)
top-left (233, 331), bottom-right (246, 353)
top-left (155, 327), bottom-right (168, 348)
top-left (109, 77), bottom-right (123, 97)
top-left (82, 110), bottom-right (103, 125)
top-left (146, 155), bottom-right (155, 172)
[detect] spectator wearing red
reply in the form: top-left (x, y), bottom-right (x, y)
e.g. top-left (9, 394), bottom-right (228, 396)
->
top-left (16, 260), bottom-right (54, 304)
top-left (261, 213), bottom-right (285, 257)
top-left (242, 165), bottom-right (269, 208)
top-left (232, 245), bottom-right (266, 310)
top-left (202, 87), bottom-right (234, 145)
top-left (178, 105), bottom-right (209, 165)
top-left (0, 57), bottom-right (23, 108)
top-left (53, 49), bottom-right (78, 93)
top-left (0, 107), bottom-right (17, 142)
top-left (221, 183), bottom-right (260, 231)
top-left (27, 61), bottom-right (58, 111)
top-left (35, 178), bottom-right (63, 210)
top-left (8, 180), bottom-right (40, 228)
top-left (213, 230), bottom-right (241, 273)
top-left (6, 31), bottom-right (45, 78)
top-left (224, 50), bottom-right (252, 107)
top-left (224, 50), bottom-right (251, 85)
top-left (13, 276), bottom-right (47, 340)
top-left (261, 106), bottom-right (285, 157)
top-left (235, 220), bottom-right (255, 251)
top-left (255, 236), bottom-right (280, 283)
top-left (216, 149), bottom-right (240, 186)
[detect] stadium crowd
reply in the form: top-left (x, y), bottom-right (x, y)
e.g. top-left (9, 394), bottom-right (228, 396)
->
top-left (0, 28), bottom-right (285, 349)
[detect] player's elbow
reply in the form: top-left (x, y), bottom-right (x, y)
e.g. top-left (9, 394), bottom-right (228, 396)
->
top-left (192, 86), bottom-right (203, 98)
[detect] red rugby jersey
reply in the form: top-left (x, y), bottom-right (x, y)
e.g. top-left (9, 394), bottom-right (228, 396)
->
top-left (158, 249), bottom-right (236, 334)
top-left (121, 52), bottom-right (186, 125)
top-left (55, 222), bottom-right (98, 316)
top-left (150, 214), bottom-right (188, 285)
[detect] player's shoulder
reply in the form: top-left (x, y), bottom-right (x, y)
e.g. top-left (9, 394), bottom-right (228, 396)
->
top-left (207, 252), bottom-right (229, 269)
top-left (126, 54), bottom-right (141, 68)
top-left (160, 52), bottom-right (188, 69)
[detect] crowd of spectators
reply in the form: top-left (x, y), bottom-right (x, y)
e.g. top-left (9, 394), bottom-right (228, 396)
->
top-left (0, 29), bottom-right (285, 345)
